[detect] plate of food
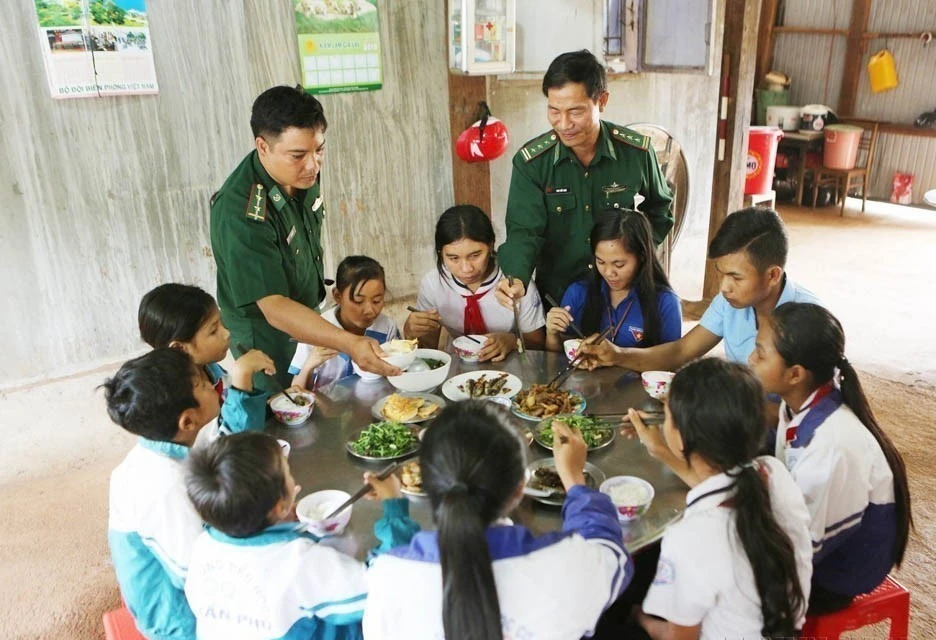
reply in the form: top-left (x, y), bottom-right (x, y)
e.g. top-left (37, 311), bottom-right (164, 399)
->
top-left (399, 458), bottom-right (427, 497)
top-left (346, 420), bottom-right (421, 461)
top-left (523, 458), bottom-right (605, 506)
top-left (533, 414), bottom-right (615, 452)
top-left (441, 371), bottom-right (521, 401)
top-left (372, 392), bottom-right (445, 424)
top-left (511, 384), bottom-right (586, 421)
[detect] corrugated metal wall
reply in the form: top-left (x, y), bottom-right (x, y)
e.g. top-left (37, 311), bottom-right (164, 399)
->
top-left (770, 0), bottom-right (936, 205)
top-left (0, 0), bottom-right (452, 387)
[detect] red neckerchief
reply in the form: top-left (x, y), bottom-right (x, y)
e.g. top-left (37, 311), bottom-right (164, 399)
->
top-left (463, 288), bottom-right (490, 335)
top-left (785, 381), bottom-right (835, 444)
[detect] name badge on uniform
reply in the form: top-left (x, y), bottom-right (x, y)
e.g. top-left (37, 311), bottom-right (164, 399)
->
top-left (546, 186), bottom-right (570, 194)
top-left (312, 196), bottom-right (323, 212)
top-left (286, 226), bottom-right (297, 245)
top-left (785, 446), bottom-right (804, 469)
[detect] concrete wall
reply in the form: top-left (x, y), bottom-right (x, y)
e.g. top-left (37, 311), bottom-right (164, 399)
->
top-left (487, 0), bottom-right (725, 300)
top-left (0, 0), bottom-right (451, 388)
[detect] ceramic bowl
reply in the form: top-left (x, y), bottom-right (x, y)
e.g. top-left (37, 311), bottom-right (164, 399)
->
top-left (270, 391), bottom-right (315, 426)
top-left (277, 439), bottom-right (291, 458)
top-left (296, 490), bottom-right (352, 536)
top-left (386, 349), bottom-right (452, 392)
top-left (351, 360), bottom-right (383, 382)
top-left (641, 371), bottom-right (675, 401)
top-left (599, 475), bottom-right (655, 522)
top-left (452, 335), bottom-right (485, 362)
top-left (563, 338), bottom-right (582, 361)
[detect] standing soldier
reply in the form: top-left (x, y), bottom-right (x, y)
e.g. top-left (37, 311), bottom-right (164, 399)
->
top-left (210, 85), bottom-right (398, 392)
top-left (496, 50), bottom-right (674, 308)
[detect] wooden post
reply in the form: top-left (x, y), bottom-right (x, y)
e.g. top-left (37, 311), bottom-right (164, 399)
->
top-left (755, 0), bottom-right (780, 86)
top-left (690, 0), bottom-right (762, 311)
top-left (838, 0), bottom-right (872, 116)
top-left (447, 74), bottom-right (492, 212)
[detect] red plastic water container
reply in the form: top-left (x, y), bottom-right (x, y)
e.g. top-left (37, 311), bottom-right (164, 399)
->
top-left (745, 126), bottom-right (784, 195)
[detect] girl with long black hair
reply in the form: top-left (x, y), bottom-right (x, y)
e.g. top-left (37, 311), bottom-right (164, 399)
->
top-left (363, 401), bottom-right (632, 639)
top-left (629, 358), bottom-right (812, 639)
top-left (405, 205), bottom-right (545, 362)
top-left (545, 208), bottom-right (681, 354)
top-left (749, 302), bottom-right (912, 614)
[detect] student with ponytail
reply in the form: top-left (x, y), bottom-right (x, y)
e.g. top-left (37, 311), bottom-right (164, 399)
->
top-left (628, 358), bottom-right (812, 639)
top-left (749, 302), bottom-right (912, 613)
top-left (363, 401), bottom-right (632, 639)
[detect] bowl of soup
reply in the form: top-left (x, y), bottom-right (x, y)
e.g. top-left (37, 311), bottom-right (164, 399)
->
top-left (386, 349), bottom-right (451, 392)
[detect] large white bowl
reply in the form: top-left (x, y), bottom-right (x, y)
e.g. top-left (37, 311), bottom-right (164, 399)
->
top-left (386, 349), bottom-right (452, 392)
top-left (351, 360), bottom-right (383, 382)
top-left (296, 490), bottom-right (352, 536)
top-left (270, 391), bottom-right (315, 426)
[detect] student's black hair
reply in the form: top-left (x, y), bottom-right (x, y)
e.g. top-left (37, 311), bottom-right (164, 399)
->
top-left (138, 283), bottom-right (217, 348)
top-left (420, 401), bottom-right (526, 640)
top-left (100, 348), bottom-right (200, 442)
top-left (708, 207), bottom-right (788, 272)
top-left (580, 209), bottom-right (673, 346)
top-left (669, 358), bottom-right (805, 639)
top-left (434, 205), bottom-right (497, 284)
top-left (334, 255), bottom-right (386, 301)
top-left (770, 302), bottom-right (912, 566)
top-left (185, 432), bottom-right (288, 538)
top-left (542, 49), bottom-right (607, 100)
top-left (250, 85), bottom-right (328, 140)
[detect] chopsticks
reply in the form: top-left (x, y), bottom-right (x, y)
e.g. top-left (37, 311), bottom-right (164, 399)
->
top-left (545, 324), bottom-right (614, 390)
top-left (406, 305), bottom-right (479, 343)
top-left (507, 276), bottom-right (526, 354)
top-left (324, 462), bottom-right (399, 520)
top-left (233, 342), bottom-right (302, 404)
top-left (543, 293), bottom-right (586, 340)
top-left (587, 412), bottom-right (665, 426)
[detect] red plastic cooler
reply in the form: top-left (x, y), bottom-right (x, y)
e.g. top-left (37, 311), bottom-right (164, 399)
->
top-left (745, 126), bottom-right (784, 195)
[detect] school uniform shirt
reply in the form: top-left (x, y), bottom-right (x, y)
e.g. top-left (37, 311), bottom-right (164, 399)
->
top-left (185, 500), bottom-right (419, 640)
top-left (108, 439), bottom-right (203, 640)
top-left (559, 279), bottom-right (682, 348)
top-left (415, 265), bottom-right (545, 339)
top-left (205, 362), bottom-right (269, 437)
top-left (363, 486), bottom-right (632, 640)
top-left (699, 276), bottom-right (821, 363)
top-left (776, 386), bottom-right (898, 595)
top-left (642, 456), bottom-right (813, 639)
top-left (288, 308), bottom-right (399, 389)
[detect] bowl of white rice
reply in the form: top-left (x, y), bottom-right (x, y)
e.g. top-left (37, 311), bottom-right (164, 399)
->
top-left (599, 476), bottom-right (654, 522)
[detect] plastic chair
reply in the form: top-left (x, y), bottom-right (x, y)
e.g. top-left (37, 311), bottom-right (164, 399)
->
top-left (102, 606), bottom-right (146, 640)
top-left (801, 575), bottom-right (910, 640)
top-left (811, 120), bottom-right (881, 216)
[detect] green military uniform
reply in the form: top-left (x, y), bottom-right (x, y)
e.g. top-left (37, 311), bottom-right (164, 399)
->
top-left (210, 151), bottom-right (326, 392)
top-left (497, 121), bottom-right (674, 306)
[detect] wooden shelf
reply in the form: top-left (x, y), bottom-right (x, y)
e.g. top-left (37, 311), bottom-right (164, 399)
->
top-left (773, 26), bottom-right (848, 36)
top-left (878, 123), bottom-right (936, 139)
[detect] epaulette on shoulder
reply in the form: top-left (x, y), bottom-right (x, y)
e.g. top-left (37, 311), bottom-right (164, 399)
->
top-left (244, 183), bottom-right (267, 222)
top-left (609, 126), bottom-right (650, 151)
top-left (518, 131), bottom-right (559, 163)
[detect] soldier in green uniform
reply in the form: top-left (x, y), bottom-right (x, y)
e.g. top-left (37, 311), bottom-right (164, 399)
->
top-left (496, 50), bottom-right (675, 308)
top-left (210, 86), bottom-right (398, 392)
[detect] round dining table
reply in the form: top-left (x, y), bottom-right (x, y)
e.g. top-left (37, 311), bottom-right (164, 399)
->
top-left (268, 348), bottom-right (688, 560)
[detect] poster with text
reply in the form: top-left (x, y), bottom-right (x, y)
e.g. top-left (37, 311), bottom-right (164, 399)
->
top-left (294, 0), bottom-right (382, 95)
top-left (35, 0), bottom-right (158, 99)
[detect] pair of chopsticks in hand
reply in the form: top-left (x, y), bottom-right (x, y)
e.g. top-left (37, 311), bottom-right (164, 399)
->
top-left (545, 324), bottom-right (614, 390)
top-left (233, 342), bottom-right (303, 404)
top-left (324, 462), bottom-right (400, 520)
top-left (406, 305), bottom-right (483, 345)
top-left (544, 293), bottom-right (587, 340)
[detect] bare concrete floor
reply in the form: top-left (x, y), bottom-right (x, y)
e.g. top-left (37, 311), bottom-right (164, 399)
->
top-left (0, 198), bottom-right (933, 638)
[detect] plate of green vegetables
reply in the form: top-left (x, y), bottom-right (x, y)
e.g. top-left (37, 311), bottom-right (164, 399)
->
top-left (533, 414), bottom-right (616, 452)
top-left (346, 420), bottom-right (421, 461)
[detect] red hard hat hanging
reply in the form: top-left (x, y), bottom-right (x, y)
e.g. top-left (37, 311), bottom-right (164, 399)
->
top-left (456, 102), bottom-right (509, 163)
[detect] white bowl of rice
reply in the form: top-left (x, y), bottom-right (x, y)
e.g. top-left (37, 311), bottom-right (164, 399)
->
top-left (599, 476), bottom-right (654, 522)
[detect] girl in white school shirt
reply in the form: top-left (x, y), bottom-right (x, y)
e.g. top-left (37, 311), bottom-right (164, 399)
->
top-left (363, 401), bottom-right (633, 640)
top-left (628, 358), bottom-right (813, 640)
top-left (404, 205), bottom-right (545, 362)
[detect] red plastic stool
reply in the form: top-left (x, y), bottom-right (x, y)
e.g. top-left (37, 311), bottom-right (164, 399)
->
top-left (801, 575), bottom-right (910, 640)
top-left (103, 606), bottom-right (147, 640)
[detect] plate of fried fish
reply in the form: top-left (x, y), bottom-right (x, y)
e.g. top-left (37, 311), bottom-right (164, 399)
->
top-left (441, 371), bottom-right (521, 402)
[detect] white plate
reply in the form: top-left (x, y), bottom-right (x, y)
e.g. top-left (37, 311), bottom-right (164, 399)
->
top-left (524, 458), bottom-right (606, 506)
top-left (371, 392), bottom-right (446, 424)
top-left (441, 371), bottom-right (522, 401)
